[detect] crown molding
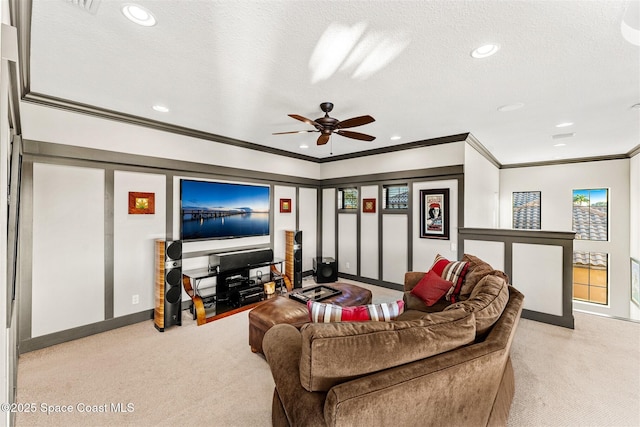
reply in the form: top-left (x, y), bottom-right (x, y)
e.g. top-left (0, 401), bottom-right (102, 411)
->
top-left (628, 144), bottom-right (640, 158)
top-left (501, 153), bottom-right (629, 169)
top-left (465, 133), bottom-right (502, 168)
top-left (22, 93), bottom-right (323, 163)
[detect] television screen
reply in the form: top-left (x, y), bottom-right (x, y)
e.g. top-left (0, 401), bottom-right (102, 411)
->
top-left (180, 179), bottom-right (270, 241)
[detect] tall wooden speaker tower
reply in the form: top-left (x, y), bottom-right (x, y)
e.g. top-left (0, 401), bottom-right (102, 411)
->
top-left (285, 230), bottom-right (302, 289)
top-left (155, 239), bottom-right (183, 331)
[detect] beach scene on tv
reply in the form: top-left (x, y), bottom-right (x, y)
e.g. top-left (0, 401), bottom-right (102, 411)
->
top-left (181, 180), bottom-right (270, 240)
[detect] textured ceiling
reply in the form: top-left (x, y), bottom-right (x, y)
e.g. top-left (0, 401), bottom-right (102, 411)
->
top-left (25, 0), bottom-right (640, 164)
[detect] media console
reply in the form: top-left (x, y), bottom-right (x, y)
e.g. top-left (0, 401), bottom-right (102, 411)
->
top-left (182, 248), bottom-right (288, 326)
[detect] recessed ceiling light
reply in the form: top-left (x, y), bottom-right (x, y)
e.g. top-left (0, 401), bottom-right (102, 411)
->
top-left (553, 143), bottom-right (567, 147)
top-left (390, 135), bottom-right (402, 141)
top-left (152, 105), bottom-right (169, 113)
top-left (471, 44), bottom-right (500, 59)
top-left (122, 4), bottom-right (156, 27)
top-left (552, 132), bottom-right (575, 139)
top-left (299, 144), bottom-right (309, 149)
top-left (555, 122), bottom-right (574, 128)
top-left (497, 102), bottom-right (524, 112)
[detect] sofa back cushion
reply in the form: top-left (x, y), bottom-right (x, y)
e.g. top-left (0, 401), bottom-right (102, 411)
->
top-left (298, 309), bottom-right (476, 392)
top-left (444, 273), bottom-right (509, 335)
top-left (307, 300), bottom-right (404, 322)
top-left (460, 253), bottom-right (510, 298)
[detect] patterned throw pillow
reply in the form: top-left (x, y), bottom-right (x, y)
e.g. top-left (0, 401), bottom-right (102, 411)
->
top-left (410, 270), bottom-right (453, 306)
top-left (430, 254), bottom-right (470, 303)
top-left (307, 300), bottom-right (405, 323)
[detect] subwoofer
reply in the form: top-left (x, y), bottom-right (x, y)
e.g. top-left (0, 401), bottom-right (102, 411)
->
top-left (154, 239), bottom-right (183, 331)
top-left (313, 257), bottom-right (337, 283)
top-left (285, 230), bottom-right (302, 289)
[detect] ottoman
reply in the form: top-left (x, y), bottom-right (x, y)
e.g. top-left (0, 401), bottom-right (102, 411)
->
top-left (248, 282), bottom-right (373, 354)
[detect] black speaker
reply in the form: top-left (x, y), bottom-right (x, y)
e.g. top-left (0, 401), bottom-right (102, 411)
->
top-left (209, 248), bottom-right (273, 272)
top-left (155, 240), bottom-right (182, 331)
top-left (313, 257), bottom-right (337, 283)
top-left (286, 230), bottom-right (303, 289)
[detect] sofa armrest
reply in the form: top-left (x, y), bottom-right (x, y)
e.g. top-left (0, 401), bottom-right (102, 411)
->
top-left (263, 324), bottom-right (327, 427)
top-left (404, 271), bottom-right (426, 292)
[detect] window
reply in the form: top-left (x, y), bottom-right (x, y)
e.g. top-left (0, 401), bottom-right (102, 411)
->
top-left (383, 184), bottom-right (409, 210)
top-left (572, 189), bottom-right (608, 241)
top-left (338, 188), bottom-right (358, 210)
top-left (512, 191), bottom-right (541, 229)
top-left (573, 251), bottom-right (608, 305)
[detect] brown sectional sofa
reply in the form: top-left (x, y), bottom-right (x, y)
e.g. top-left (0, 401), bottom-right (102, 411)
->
top-left (263, 257), bottom-right (524, 426)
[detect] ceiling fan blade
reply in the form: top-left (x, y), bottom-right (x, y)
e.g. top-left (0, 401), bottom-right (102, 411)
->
top-left (337, 115), bottom-right (375, 129)
top-left (272, 130), bottom-right (317, 135)
top-left (289, 114), bottom-right (321, 128)
top-left (336, 130), bottom-right (376, 141)
top-left (317, 134), bottom-right (330, 145)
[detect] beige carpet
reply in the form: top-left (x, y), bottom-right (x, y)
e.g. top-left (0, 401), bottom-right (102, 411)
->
top-left (15, 280), bottom-right (640, 427)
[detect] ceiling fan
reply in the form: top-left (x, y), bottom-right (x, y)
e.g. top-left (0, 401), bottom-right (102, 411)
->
top-left (273, 102), bottom-right (376, 145)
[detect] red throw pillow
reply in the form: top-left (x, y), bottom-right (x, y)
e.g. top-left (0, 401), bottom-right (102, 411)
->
top-left (429, 254), bottom-right (470, 303)
top-left (307, 300), bottom-right (405, 323)
top-left (411, 270), bottom-right (453, 306)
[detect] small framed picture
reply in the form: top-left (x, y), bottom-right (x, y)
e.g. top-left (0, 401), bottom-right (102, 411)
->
top-left (363, 198), bottom-right (376, 213)
top-left (280, 198), bottom-right (292, 213)
top-left (419, 188), bottom-right (450, 240)
top-left (128, 192), bottom-right (155, 214)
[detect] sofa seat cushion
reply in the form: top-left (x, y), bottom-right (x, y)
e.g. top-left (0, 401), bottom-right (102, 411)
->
top-left (445, 273), bottom-right (509, 335)
top-left (298, 309), bottom-right (476, 392)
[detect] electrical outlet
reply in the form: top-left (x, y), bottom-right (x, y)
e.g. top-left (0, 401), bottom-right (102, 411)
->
top-left (346, 262), bottom-right (350, 269)
top-left (451, 243), bottom-right (457, 251)
top-left (132, 294), bottom-right (139, 305)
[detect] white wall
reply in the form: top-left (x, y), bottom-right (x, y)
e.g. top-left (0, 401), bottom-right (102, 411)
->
top-left (337, 214), bottom-right (358, 275)
top-left (299, 187), bottom-right (318, 272)
top-left (20, 102), bottom-right (322, 181)
top-left (630, 153), bottom-right (640, 320)
top-left (113, 171), bottom-right (166, 317)
top-left (32, 163), bottom-right (105, 336)
top-left (321, 142), bottom-right (465, 179)
top-left (464, 143), bottom-right (499, 228)
top-left (360, 185), bottom-right (378, 280)
top-left (500, 159), bottom-right (631, 319)
top-left (322, 188), bottom-right (336, 258)
top-left (1, 2), bottom-right (15, 423)
top-left (412, 179), bottom-right (459, 271)
top-left (382, 215), bottom-right (408, 283)
top-left (273, 185), bottom-right (297, 277)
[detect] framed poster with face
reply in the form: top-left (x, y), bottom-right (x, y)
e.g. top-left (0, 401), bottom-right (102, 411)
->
top-left (420, 188), bottom-right (450, 240)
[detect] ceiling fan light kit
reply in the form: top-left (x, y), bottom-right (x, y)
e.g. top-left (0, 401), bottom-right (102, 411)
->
top-left (274, 102), bottom-right (376, 146)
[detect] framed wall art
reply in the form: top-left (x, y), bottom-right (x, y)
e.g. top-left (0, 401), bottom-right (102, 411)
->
top-left (128, 192), bottom-right (155, 214)
top-left (512, 191), bottom-right (541, 229)
top-left (363, 198), bottom-right (376, 213)
top-left (419, 188), bottom-right (450, 240)
top-left (632, 257), bottom-right (639, 307)
top-left (280, 198), bottom-right (292, 213)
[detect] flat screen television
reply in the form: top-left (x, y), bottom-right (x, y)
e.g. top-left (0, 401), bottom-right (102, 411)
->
top-left (180, 179), bottom-right (270, 241)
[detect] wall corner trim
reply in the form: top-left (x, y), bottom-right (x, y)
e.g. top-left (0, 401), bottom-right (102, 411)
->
top-left (465, 133), bottom-right (502, 168)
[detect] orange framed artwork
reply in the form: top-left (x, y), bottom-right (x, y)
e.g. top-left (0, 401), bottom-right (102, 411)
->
top-left (280, 198), bottom-right (292, 213)
top-left (129, 192), bottom-right (155, 214)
